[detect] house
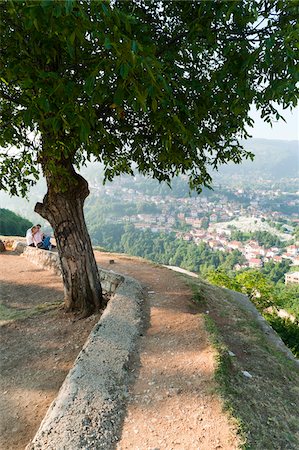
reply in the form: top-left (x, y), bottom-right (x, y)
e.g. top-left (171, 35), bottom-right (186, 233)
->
top-left (286, 245), bottom-right (299, 256)
top-left (183, 233), bottom-right (193, 241)
top-left (273, 255), bottom-right (283, 263)
top-left (281, 252), bottom-right (295, 260)
top-left (234, 263), bottom-right (249, 270)
top-left (285, 271), bottom-right (299, 285)
top-left (227, 240), bottom-right (243, 250)
top-left (209, 240), bottom-right (223, 250)
top-left (167, 217), bottom-right (175, 225)
top-left (292, 256), bottom-right (299, 266)
top-left (248, 258), bottom-right (263, 268)
top-left (193, 219), bottom-right (203, 228)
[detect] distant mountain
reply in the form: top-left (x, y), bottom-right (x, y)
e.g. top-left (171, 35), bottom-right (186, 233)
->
top-left (216, 138), bottom-right (299, 179)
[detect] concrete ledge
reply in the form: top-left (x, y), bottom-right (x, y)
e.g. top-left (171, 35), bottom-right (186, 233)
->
top-left (26, 276), bottom-right (144, 450)
top-left (12, 240), bottom-right (27, 253)
top-left (18, 244), bottom-right (145, 449)
top-left (22, 246), bottom-right (125, 295)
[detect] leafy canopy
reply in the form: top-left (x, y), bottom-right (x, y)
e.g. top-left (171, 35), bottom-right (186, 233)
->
top-left (1, 0), bottom-right (298, 195)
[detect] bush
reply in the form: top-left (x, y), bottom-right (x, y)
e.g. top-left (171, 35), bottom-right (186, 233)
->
top-left (264, 314), bottom-right (299, 358)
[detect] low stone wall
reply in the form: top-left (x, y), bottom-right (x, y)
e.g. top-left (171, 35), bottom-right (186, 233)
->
top-left (26, 275), bottom-right (144, 450)
top-left (15, 242), bottom-right (146, 449)
top-left (12, 240), bottom-right (27, 254)
top-left (21, 245), bottom-right (124, 295)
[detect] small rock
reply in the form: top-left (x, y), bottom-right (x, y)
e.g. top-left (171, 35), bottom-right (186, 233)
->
top-left (242, 370), bottom-right (253, 378)
top-left (228, 351), bottom-right (236, 357)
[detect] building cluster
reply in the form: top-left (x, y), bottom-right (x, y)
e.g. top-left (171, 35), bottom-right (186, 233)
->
top-left (90, 179), bottom-right (299, 278)
top-left (178, 228), bottom-right (299, 269)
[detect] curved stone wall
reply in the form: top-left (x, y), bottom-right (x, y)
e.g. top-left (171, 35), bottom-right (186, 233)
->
top-left (17, 244), bottom-right (145, 449)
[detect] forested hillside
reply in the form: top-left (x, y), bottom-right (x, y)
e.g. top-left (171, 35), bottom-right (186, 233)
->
top-left (0, 208), bottom-right (32, 236)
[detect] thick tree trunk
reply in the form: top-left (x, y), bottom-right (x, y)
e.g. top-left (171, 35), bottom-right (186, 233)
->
top-left (35, 162), bottom-right (103, 317)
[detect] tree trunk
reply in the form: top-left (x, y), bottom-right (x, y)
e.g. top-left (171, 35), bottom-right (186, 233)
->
top-left (35, 162), bottom-right (103, 317)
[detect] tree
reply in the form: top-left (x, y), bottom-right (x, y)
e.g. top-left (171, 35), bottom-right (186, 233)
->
top-left (1, 0), bottom-right (298, 316)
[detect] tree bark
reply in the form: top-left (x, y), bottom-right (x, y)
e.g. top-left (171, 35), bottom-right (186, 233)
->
top-left (35, 161), bottom-right (103, 317)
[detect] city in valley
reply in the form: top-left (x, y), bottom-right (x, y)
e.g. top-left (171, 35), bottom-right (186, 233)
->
top-left (88, 170), bottom-right (299, 282)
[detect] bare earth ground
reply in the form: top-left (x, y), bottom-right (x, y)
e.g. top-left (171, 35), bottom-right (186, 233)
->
top-left (0, 248), bottom-right (241, 450)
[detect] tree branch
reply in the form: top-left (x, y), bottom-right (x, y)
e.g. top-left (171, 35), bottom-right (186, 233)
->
top-left (0, 90), bottom-right (25, 106)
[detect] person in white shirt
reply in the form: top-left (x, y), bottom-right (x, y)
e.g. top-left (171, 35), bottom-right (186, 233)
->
top-left (26, 226), bottom-right (37, 247)
top-left (33, 224), bottom-right (54, 250)
top-left (33, 224), bottom-right (44, 247)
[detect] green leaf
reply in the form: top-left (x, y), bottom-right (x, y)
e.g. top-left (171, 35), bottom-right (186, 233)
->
top-left (52, 116), bottom-right (61, 133)
top-left (65, 0), bottom-right (74, 15)
top-left (79, 119), bottom-right (90, 143)
top-left (84, 75), bottom-right (95, 96)
top-left (101, 2), bottom-right (109, 16)
top-left (33, 18), bottom-right (39, 31)
top-left (131, 40), bottom-right (138, 53)
top-left (120, 63), bottom-right (130, 79)
top-left (69, 31), bottom-right (76, 44)
top-left (41, 0), bottom-right (53, 8)
top-left (113, 86), bottom-right (125, 105)
top-left (38, 97), bottom-right (50, 112)
top-left (104, 36), bottom-right (111, 50)
top-left (53, 4), bottom-right (62, 17)
top-left (152, 98), bottom-right (157, 112)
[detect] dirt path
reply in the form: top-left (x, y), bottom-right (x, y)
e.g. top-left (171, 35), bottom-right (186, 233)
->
top-left (1, 249), bottom-right (240, 449)
top-left (95, 252), bottom-right (240, 450)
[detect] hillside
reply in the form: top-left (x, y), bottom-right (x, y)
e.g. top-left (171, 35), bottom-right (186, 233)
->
top-left (0, 208), bottom-right (33, 236)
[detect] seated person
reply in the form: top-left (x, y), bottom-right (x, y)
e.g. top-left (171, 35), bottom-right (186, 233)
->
top-left (33, 224), bottom-right (55, 250)
top-left (26, 226), bottom-right (38, 247)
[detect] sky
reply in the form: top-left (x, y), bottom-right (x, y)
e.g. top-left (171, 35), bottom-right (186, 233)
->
top-left (248, 105), bottom-right (299, 141)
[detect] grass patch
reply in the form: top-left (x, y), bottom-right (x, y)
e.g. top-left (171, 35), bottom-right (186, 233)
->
top-left (204, 314), bottom-right (248, 447)
top-left (186, 276), bottom-right (299, 450)
top-left (0, 301), bottom-right (63, 323)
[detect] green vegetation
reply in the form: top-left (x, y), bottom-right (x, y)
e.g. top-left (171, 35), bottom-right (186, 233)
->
top-left (264, 314), bottom-right (299, 359)
top-left (85, 194), bottom-right (161, 225)
top-left (273, 284), bottom-right (299, 319)
top-left (230, 229), bottom-right (284, 248)
top-left (0, 208), bottom-right (32, 236)
top-left (88, 223), bottom-right (245, 273)
top-left (0, 301), bottom-right (63, 322)
top-left (261, 260), bottom-right (292, 283)
top-left (206, 268), bottom-right (299, 357)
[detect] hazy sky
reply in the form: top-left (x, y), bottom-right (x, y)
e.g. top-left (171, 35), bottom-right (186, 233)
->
top-left (247, 105), bottom-right (299, 141)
